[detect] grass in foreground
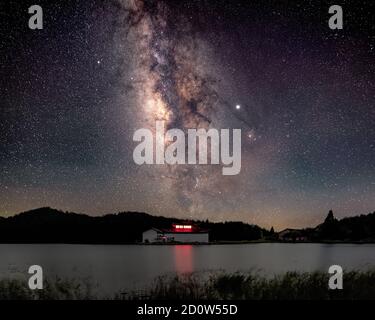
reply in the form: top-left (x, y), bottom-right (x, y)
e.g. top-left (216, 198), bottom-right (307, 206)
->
top-left (1, 270), bottom-right (375, 300)
top-left (0, 277), bottom-right (96, 300)
top-left (127, 270), bottom-right (375, 300)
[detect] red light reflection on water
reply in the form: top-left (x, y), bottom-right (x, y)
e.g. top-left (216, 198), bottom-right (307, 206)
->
top-left (173, 245), bottom-right (193, 274)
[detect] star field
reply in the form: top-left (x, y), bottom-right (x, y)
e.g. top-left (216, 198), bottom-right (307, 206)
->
top-left (0, 0), bottom-right (374, 229)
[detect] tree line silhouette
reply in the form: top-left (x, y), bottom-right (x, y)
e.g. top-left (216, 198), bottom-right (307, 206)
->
top-left (0, 207), bottom-right (374, 243)
top-left (0, 207), bottom-right (265, 243)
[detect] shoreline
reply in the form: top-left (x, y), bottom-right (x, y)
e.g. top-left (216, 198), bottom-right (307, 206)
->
top-left (0, 240), bottom-right (375, 245)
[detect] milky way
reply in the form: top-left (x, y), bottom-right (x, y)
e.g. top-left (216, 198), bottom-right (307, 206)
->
top-left (125, 0), bottom-right (218, 129)
top-left (115, 0), bottom-right (249, 219)
top-left (1, 0), bottom-right (374, 229)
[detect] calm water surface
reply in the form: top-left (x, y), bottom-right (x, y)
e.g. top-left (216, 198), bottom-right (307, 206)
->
top-left (1, 243), bottom-right (374, 296)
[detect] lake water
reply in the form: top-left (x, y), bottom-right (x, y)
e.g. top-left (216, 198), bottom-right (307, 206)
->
top-left (1, 243), bottom-right (374, 296)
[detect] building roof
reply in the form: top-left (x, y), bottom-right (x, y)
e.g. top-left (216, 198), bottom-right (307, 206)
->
top-left (143, 227), bottom-right (163, 233)
top-left (143, 227), bottom-right (209, 234)
top-left (278, 228), bottom-right (302, 234)
top-left (161, 229), bottom-right (209, 234)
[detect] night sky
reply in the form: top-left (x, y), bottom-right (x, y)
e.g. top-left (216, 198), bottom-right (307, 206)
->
top-left (1, 0), bottom-right (374, 229)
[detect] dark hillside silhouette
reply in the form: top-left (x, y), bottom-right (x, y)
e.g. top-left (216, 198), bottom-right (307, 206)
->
top-left (313, 210), bottom-right (375, 242)
top-left (0, 207), bottom-right (266, 243)
top-left (0, 208), bottom-right (374, 243)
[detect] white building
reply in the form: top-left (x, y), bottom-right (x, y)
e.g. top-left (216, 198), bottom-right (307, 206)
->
top-left (142, 224), bottom-right (209, 243)
top-left (142, 228), bottom-right (163, 243)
